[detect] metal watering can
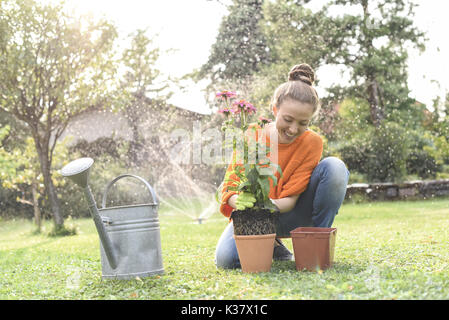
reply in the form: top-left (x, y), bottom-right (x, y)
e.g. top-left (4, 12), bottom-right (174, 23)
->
top-left (61, 157), bottom-right (164, 280)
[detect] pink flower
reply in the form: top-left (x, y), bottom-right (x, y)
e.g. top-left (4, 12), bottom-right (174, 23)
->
top-left (232, 99), bottom-right (256, 115)
top-left (258, 116), bottom-right (272, 127)
top-left (258, 116), bottom-right (272, 124)
top-left (215, 90), bottom-right (237, 100)
top-left (244, 102), bottom-right (256, 115)
top-left (218, 107), bottom-right (233, 116)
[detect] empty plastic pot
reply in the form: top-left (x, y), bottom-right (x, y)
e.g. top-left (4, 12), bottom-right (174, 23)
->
top-left (290, 227), bottom-right (337, 271)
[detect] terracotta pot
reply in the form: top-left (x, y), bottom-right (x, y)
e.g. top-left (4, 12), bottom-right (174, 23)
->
top-left (234, 233), bottom-right (276, 273)
top-left (290, 227), bottom-right (337, 271)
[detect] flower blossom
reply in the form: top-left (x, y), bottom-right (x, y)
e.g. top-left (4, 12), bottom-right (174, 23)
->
top-left (232, 99), bottom-right (256, 115)
top-left (258, 116), bottom-right (272, 126)
top-left (215, 90), bottom-right (237, 100)
top-left (218, 107), bottom-right (233, 116)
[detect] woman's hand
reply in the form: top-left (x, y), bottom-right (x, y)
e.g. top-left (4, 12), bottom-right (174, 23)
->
top-left (235, 192), bottom-right (257, 210)
top-left (228, 193), bottom-right (257, 211)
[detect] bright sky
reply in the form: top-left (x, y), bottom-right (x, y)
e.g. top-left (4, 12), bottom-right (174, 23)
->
top-left (62, 0), bottom-right (448, 114)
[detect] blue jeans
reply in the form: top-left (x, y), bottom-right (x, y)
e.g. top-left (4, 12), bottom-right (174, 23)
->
top-left (215, 157), bottom-right (350, 269)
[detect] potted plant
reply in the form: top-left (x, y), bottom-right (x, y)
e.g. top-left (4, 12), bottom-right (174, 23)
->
top-left (215, 91), bottom-right (283, 273)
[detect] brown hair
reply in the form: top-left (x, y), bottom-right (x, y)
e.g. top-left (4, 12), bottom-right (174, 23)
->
top-left (271, 63), bottom-right (320, 116)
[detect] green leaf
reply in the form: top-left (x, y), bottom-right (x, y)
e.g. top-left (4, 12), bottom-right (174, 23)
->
top-left (246, 167), bottom-right (259, 186)
top-left (237, 180), bottom-right (251, 191)
top-left (262, 199), bottom-right (278, 212)
top-left (257, 177), bottom-right (270, 200)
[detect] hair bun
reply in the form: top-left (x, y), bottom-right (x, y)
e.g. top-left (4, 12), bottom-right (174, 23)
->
top-left (288, 63), bottom-right (315, 86)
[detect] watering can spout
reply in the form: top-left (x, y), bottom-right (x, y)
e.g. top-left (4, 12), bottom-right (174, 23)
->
top-left (61, 158), bottom-right (118, 270)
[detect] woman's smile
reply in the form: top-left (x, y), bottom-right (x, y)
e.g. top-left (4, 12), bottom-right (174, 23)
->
top-left (282, 129), bottom-right (298, 140)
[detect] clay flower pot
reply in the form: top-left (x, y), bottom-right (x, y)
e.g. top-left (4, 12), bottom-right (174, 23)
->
top-left (231, 209), bottom-right (278, 273)
top-left (234, 233), bottom-right (276, 273)
top-left (290, 227), bottom-right (337, 271)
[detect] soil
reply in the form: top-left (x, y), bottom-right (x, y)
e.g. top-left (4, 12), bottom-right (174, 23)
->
top-left (231, 208), bottom-right (279, 235)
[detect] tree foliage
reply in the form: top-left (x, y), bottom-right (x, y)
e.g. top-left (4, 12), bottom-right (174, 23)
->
top-left (118, 29), bottom-right (172, 166)
top-left (199, 0), bottom-right (271, 82)
top-left (0, 124), bottom-right (71, 232)
top-left (317, 0), bottom-right (426, 128)
top-left (0, 0), bottom-right (118, 229)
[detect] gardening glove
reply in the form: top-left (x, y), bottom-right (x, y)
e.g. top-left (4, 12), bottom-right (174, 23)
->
top-left (235, 192), bottom-right (257, 211)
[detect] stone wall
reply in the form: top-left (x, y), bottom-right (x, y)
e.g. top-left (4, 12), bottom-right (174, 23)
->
top-left (345, 179), bottom-right (449, 201)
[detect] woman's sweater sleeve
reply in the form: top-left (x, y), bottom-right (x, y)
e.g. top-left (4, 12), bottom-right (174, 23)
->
top-left (219, 162), bottom-right (240, 218)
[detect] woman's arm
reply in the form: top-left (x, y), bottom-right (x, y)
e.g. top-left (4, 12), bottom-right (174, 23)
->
top-left (227, 194), bottom-right (299, 213)
top-left (270, 194), bottom-right (300, 213)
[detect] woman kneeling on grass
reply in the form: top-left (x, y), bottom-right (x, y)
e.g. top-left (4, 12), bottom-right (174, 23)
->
top-left (215, 63), bottom-right (350, 269)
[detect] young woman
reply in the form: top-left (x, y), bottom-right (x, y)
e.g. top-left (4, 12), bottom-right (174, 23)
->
top-left (215, 63), bottom-right (350, 269)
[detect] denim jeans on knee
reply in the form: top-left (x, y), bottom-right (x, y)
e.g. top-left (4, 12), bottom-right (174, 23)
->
top-left (215, 221), bottom-right (241, 269)
top-left (275, 156), bottom-right (350, 236)
top-left (215, 156), bottom-right (349, 269)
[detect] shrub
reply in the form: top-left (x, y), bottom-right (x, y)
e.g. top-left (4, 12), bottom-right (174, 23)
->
top-left (338, 122), bottom-right (409, 182)
top-left (69, 137), bottom-right (126, 159)
top-left (406, 130), bottom-right (441, 179)
top-left (366, 122), bottom-right (409, 182)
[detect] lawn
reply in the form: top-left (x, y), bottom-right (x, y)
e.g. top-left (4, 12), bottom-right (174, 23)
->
top-left (0, 199), bottom-right (448, 300)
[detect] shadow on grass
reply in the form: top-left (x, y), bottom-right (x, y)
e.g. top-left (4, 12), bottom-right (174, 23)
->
top-left (270, 260), bottom-right (366, 274)
top-left (82, 274), bottom-right (176, 299)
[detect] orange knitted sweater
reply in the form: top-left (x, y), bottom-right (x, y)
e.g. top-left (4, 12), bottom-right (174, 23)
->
top-left (219, 124), bottom-right (323, 218)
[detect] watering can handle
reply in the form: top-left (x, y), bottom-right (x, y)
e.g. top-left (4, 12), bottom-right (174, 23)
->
top-left (101, 174), bottom-right (159, 209)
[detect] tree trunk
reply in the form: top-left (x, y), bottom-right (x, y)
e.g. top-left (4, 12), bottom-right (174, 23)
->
top-left (361, 0), bottom-right (384, 128)
top-left (34, 139), bottom-right (64, 228)
top-left (31, 180), bottom-right (42, 232)
top-left (367, 77), bottom-right (384, 128)
top-left (126, 101), bottom-right (144, 166)
top-left (128, 120), bottom-right (143, 166)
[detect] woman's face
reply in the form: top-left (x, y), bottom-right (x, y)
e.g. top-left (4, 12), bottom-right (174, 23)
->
top-left (272, 98), bottom-right (314, 144)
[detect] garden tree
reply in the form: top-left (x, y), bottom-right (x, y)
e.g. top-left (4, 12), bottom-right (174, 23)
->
top-left (259, 0), bottom-right (426, 128)
top-left (0, 0), bottom-right (118, 232)
top-left (262, 0), bottom-right (320, 64)
top-left (119, 29), bottom-right (172, 166)
top-left (315, 0), bottom-right (426, 128)
top-left (251, 0), bottom-right (328, 112)
top-left (198, 0), bottom-right (271, 83)
top-left (0, 125), bottom-right (70, 233)
top-left (425, 93), bottom-right (449, 173)
top-left (430, 92), bottom-right (449, 135)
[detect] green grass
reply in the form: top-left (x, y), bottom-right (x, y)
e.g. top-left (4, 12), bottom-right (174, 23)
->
top-left (1, 199), bottom-right (449, 300)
